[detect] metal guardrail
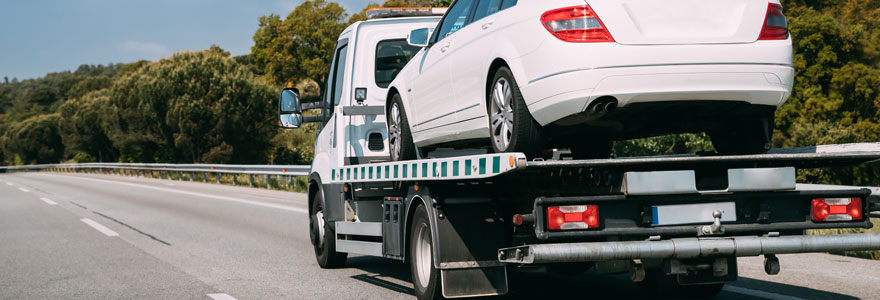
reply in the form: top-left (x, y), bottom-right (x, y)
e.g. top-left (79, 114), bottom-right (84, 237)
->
top-left (0, 162), bottom-right (311, 187)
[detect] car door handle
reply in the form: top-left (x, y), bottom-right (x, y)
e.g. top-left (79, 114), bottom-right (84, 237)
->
top-left (440, 43), bottom-right (450, 53)
top-left (481, 20), bottom-right (494, 30)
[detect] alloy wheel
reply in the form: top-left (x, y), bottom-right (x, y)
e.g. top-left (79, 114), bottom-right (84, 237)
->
top-left (490, 77), bottom-right (514, 151)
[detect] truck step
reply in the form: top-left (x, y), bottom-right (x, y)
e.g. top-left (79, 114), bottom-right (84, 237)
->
top-left (335, 221), bottom-right (382, 237)
top-left (336, 240), bottom-right (383, 256)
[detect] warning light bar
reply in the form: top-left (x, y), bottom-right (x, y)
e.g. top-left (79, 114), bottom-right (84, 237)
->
top-left (366, 7), bottom-right (448, 20)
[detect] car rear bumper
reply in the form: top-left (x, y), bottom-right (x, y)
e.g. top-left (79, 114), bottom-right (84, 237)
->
top-left (520, 64), bottom-right (793, 126)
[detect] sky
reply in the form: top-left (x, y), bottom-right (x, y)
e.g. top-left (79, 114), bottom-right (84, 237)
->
top-left (0, 0), bottom-right (374, 81)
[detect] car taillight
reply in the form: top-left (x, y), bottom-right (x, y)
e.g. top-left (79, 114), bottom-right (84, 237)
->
top-left (812, 198), bottom-right (863, 222)
top-left (541, 5), bottom-right (614, 43)
top-left (546, 205), bottom-right (599, 230)
top-left (759, 3), bottom-right (788, 40)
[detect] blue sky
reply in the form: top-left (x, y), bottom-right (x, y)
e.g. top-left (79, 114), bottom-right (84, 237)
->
top-left (0, 0), bottom-right (374, 80)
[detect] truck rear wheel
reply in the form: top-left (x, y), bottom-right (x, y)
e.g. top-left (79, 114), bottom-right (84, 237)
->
top-left (389, 94), bottom-right (417, 161)
top-left (310, 190), bottom-right (347, 268)
top-left (409, 204), bottom-right (443, 300)
top-left (488, 67), bottom-right (543, 158)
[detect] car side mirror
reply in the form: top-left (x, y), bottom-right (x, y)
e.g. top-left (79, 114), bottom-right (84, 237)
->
top-left (279, 88), bottom-right (303, 129)
top-left (407, 27), bottom-right (432, 47)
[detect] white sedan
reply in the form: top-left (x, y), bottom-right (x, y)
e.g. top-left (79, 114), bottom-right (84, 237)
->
top-left (386, 0), bottom-right (792, 161)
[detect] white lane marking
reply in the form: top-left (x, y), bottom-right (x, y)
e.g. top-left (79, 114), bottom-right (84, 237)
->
top-left (39, 197), bottom-right (58, 205)
top-left (6, 182), bottom-right (13, 186)
top-left (166, 183), bottom-right (176, 186)
top-left (18, 187), bottom-right (30, 192)
top-left (207, 293), bottom-right (238, 300)
top-left (57, 175), bottom-right (308, 214)
top-left (724, 285), bottom-right (808, 300)
top-left (80, 218), bottom-right (120, 237)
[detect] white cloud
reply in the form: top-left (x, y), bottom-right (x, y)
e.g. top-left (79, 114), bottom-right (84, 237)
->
top-left (118, 40), bottom-right (169, 57)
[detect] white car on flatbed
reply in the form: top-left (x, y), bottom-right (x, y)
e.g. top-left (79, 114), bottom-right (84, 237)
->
top-left (386, 0), bottom-right (793, 160)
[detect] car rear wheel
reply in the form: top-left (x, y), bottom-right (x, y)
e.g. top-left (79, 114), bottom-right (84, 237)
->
top-left (388, 94), bottom-right (417, 161)
top-left (488, 67), bottom-right (543, 158)
top-left (709, 115), bottom-right (774, 155)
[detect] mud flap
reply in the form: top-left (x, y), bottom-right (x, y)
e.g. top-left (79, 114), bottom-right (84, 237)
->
top-left (433, 199), bottom-right (509, 297)
top-left (441, 267), bottom-right (508, 298)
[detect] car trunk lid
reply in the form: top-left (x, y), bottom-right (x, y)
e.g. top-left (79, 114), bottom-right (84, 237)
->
top-left (585, 0), bottom-right (770, 45)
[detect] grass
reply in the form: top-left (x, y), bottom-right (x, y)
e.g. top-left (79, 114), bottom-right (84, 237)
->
top-left (808, 218), bottom-right (880, 260)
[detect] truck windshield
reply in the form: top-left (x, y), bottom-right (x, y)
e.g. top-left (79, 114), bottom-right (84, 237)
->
top-left (375, 39), bottom-right (420, 88)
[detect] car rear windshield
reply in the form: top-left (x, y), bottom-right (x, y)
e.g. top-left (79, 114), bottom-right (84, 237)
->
top-left (375, 39), bottom-right (421, 88)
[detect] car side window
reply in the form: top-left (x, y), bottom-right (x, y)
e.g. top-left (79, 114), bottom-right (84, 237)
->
top-left (472, 0), bottom-right (502, 22)
top-left (500, 0), bottom-right (517, 10)
top-left (375, 39), bottom-right (421, 88)
top-left (434, 0), bottom-right (476, 42)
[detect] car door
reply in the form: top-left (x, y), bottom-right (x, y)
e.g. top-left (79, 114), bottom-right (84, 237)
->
top-left (449, 0), bottom-right (510, 133)
top-left (410, 0), bottom-right (477, 135)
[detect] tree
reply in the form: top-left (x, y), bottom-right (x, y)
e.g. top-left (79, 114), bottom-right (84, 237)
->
top-left (251, 0), bottom-right (349, 91)
top-left (1, 114), bottom-right (64, 164)
top-left (59, 90), bottom-right (117, 162)
top-left (101, 47), bottom-right (278, 163)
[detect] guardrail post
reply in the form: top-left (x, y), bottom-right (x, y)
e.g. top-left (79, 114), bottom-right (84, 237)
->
top-left (217, 173), bottom-right (221, 184)
top-left (202, 172), bottom-right (207, 183)
top-left (266, 175), bottom-right (272, 189)
top-left (178, 171), bottom-right (183, 181)
top-left (232, 174), bottom-right (237, 185)
top-left (289, 176), bottom-right (294, 190)
top-left (249, 174), bottom-right (255, 187)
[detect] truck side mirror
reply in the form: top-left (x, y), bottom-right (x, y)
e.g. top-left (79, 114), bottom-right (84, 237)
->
top-left (407, 27), bottom-right (431, 47)
top-left (279, 88), bottom-right (303, 129)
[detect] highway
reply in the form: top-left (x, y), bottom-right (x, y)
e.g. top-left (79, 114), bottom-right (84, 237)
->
top-left (1, 172), bottom-right (878, 300)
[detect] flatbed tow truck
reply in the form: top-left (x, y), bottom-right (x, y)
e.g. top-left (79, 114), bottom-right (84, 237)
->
top-left (276, 8), bottom-right (880, 300)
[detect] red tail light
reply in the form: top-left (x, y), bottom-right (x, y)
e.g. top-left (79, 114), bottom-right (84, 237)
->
top-left (759, 3), bottom-right (788, 40)
top-left (546, 205), bottom-right (599, 230)
top-left (812, 198), bottom-right (862, 222)
top-left (541, 5), bottom-right (614, 43)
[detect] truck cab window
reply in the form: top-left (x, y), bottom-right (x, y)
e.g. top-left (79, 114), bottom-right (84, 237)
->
top-left (325, 43), bottom-right (349, 121)
top-left (375, 39), bottom-right (420, 88)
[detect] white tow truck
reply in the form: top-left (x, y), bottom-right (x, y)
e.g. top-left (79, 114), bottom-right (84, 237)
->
top-left (277, 8), bottom-right (880, 300)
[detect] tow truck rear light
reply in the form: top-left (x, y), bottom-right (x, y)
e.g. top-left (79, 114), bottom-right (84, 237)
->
top-left (759, 3), bottom-right (788, 40)
top-left (541, 5), bottom-right (614, 43)
top-left (812, 198), bottom-right (862, 222)
top-left (546, 205), bottom-right (599, 230)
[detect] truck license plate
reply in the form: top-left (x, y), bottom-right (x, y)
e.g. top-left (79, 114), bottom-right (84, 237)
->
top-left (651, 202), bottom-right (736, 226)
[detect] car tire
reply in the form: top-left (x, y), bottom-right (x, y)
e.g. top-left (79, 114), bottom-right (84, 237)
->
top-left (410, 204), bottom-right (444, 300)
top-left (570, 140), bottom-right (613, 159)
top-left (310, 189), bottom-right (347, 268)
top-left (388, 93), bottom-right (417, 161)
top-left (709, 115), bottom-right (774, 155)
top-left (488, 66), bottom-right (543, 158)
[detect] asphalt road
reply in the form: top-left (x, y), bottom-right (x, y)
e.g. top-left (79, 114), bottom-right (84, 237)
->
top-left (1, 172), bottom-right (879, 300)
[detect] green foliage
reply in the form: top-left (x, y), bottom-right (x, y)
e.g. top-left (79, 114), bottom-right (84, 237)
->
top-left (1, 114), bottom-right (64, 164)
top-left (614, 133), bottom-right (715, 157)
top-left (59, 90), bottom-right (117, 162)
top-left (251, 0), bottom-right (349, 90)
top-left (102, 47), bottom-right (278, 163)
